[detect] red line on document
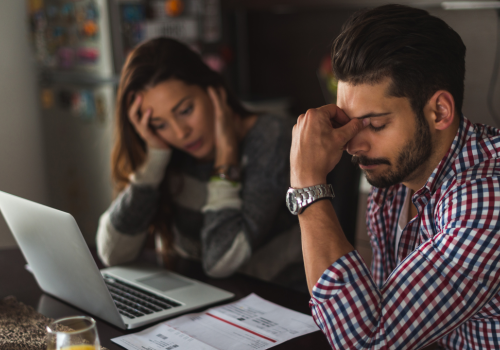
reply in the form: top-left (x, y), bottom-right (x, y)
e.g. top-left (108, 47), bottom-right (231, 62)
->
top-left (206, 313), bottom-right (277, 343)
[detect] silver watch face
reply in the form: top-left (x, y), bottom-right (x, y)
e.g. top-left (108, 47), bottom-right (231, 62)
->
top-left (286, 189), bottom-right (298, 215)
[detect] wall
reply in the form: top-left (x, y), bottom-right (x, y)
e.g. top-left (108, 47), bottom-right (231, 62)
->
top-left (245, 7), bottom-right (500, 122)
top-left (0, 0), bottom-right (48, 248)
top-left (431, 8), bottom-right (500, 126)
top-left (246, 9), bottom-right (353, 115)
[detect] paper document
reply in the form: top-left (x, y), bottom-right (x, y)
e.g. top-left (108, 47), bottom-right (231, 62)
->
top-left (113, 323), bottom-right (217, 350)
top-left (113, 293), bottom-right (319, 350)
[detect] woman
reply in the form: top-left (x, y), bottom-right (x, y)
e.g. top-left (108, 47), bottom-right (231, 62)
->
top-left (96, 37), bottom-right (301, 285)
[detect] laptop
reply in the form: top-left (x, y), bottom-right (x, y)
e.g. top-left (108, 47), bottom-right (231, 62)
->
top-left (0, 190), bottom-right (234, 329)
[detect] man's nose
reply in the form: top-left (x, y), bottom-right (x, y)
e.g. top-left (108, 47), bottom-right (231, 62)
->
top-left (346, 129), bottom-right (370, 156)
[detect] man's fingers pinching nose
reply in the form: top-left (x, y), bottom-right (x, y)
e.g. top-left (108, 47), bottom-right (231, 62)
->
top-left (335, 108), bottom-right (351, 124)
top-left (348, 117), bottom-right (369, 135)
top-left (336, 117), bottom-right (368, 145)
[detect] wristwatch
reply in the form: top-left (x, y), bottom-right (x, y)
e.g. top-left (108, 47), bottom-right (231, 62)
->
top-left (286, 184), bottom-right (335, 215)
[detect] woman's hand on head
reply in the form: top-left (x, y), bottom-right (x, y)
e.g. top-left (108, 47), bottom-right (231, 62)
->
top-left (128, 94), bottom-right (170, 150)
top-left (208, 86), bottom-right (239, 166)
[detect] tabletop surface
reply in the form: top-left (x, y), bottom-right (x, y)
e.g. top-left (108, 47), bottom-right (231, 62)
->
top-left (0, 247), bottom-right (331, 349)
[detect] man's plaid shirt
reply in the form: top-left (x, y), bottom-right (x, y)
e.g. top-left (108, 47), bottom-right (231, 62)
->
top-left (310, 116), bottom-right (500, 349)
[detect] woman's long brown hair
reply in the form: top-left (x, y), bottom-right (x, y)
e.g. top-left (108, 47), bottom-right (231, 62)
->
top-left (111, 37), bottom-right (252, 263)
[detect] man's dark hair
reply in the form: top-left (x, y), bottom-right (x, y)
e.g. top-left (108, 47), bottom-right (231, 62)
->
top-left (332, 4), bottom-right (466, 117)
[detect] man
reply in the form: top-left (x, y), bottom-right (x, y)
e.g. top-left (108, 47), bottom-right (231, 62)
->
top-left (287, 4), bottom-right (500, 349)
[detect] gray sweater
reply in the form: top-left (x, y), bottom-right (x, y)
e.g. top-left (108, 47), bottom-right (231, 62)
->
top-left (96, 115), bottom-right (301, 281)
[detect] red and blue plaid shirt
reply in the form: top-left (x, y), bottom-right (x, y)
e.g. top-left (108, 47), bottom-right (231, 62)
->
top-left (310, 116), bottom-right (500, 349)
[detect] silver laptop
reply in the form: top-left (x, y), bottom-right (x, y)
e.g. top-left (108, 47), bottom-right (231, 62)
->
top-left (0, 190), bottom-right (234, 329)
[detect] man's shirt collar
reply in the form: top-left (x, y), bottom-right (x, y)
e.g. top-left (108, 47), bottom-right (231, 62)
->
top-left (417, 114), bottom-right (471, 197)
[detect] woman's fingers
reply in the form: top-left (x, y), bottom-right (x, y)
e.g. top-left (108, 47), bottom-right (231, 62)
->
top-left (139, 108), bottom-right (155, 138)
top-left (209, 86), bottom-right (239, 164)
top-left (138, 109), bottom-right (169, 149)
top-left (209, 86), bottom-right (232, 120)
top-left (127, 93), bottom-right (150, 137)
top-left (139, 107), bottom-right (151, 129)
top-left (128, 94), bottom-right (142, 127)
top-left (218, 87), bottom-right (228, 114)
top-left (208, 86), bottom-right (223, 119)
top-left (126, 94), bottom-right (168, 149)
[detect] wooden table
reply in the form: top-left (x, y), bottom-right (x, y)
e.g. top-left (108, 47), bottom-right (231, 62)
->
top-left (0, 248), bottom-right (331, 349)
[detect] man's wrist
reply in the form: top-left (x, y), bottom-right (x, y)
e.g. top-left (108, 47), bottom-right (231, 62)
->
top-left (290, 176), bottom-right (327, 189)
top-left (286, 184), bottom-right (335, 215)
top-left (297, 196), bottom-right (335, 219)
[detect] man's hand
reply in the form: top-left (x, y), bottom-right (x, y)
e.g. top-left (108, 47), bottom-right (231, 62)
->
top-left (291, 105), bottom-right (366, 293)
top-left (290, 104), bottom-right (367, 188)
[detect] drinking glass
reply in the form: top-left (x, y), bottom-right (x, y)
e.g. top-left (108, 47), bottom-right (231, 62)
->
top-left (46, 316), bottom-right (100, 350)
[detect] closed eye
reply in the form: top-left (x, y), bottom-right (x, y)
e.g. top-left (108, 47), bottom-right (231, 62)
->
top-left (150, 121), bottom-right (168, 130)
top-left (369, 124), bottom-right (386, 132)
top-left (178, 104), bottom-right (193, 116)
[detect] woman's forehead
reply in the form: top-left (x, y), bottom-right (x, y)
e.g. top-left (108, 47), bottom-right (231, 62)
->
top-left (141, 80), bottom-right (200, 112)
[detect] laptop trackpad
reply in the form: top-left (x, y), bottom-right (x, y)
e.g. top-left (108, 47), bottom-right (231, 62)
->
top-left (138, 273), bottom-right (192, 292)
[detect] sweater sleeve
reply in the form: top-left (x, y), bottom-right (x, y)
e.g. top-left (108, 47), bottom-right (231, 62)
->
top-left (200, 116), bottom-right (294, 278)
top-left (96, 210), bottom-right (148, 266)
top-left (96, 149), bottom-right (171, 266)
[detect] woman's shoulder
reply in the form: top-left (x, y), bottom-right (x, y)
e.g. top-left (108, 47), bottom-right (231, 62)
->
top-left (243, 114), bottom-right (294, 153)
top-left (241, 114), bottom-right (294, 182)
top-left (252, 113), bottom-right (294, 132)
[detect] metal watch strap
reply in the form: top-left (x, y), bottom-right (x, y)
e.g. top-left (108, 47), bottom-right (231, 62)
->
top-left (295, 184), bottom-right (334, 211)
top-left (286, 184), bottom-right (335, 215)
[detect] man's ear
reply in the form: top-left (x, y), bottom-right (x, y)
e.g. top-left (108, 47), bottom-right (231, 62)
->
top-left (427, 90), bottom-right (455, 131)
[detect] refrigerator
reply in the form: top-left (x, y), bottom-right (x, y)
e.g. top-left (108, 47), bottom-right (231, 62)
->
top-left (27, 0), bottom-right (222, 245)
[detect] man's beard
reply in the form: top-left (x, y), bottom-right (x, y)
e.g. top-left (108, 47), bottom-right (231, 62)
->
top-left (352, 115), bottom-right (432, 188)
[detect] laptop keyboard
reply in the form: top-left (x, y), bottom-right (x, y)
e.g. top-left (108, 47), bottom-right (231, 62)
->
top-left (103, 274), bottom-right (181, 319)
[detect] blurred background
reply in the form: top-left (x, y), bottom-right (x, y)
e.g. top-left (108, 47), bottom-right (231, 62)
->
top-left (0, 0), bottom-right (499, 267)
